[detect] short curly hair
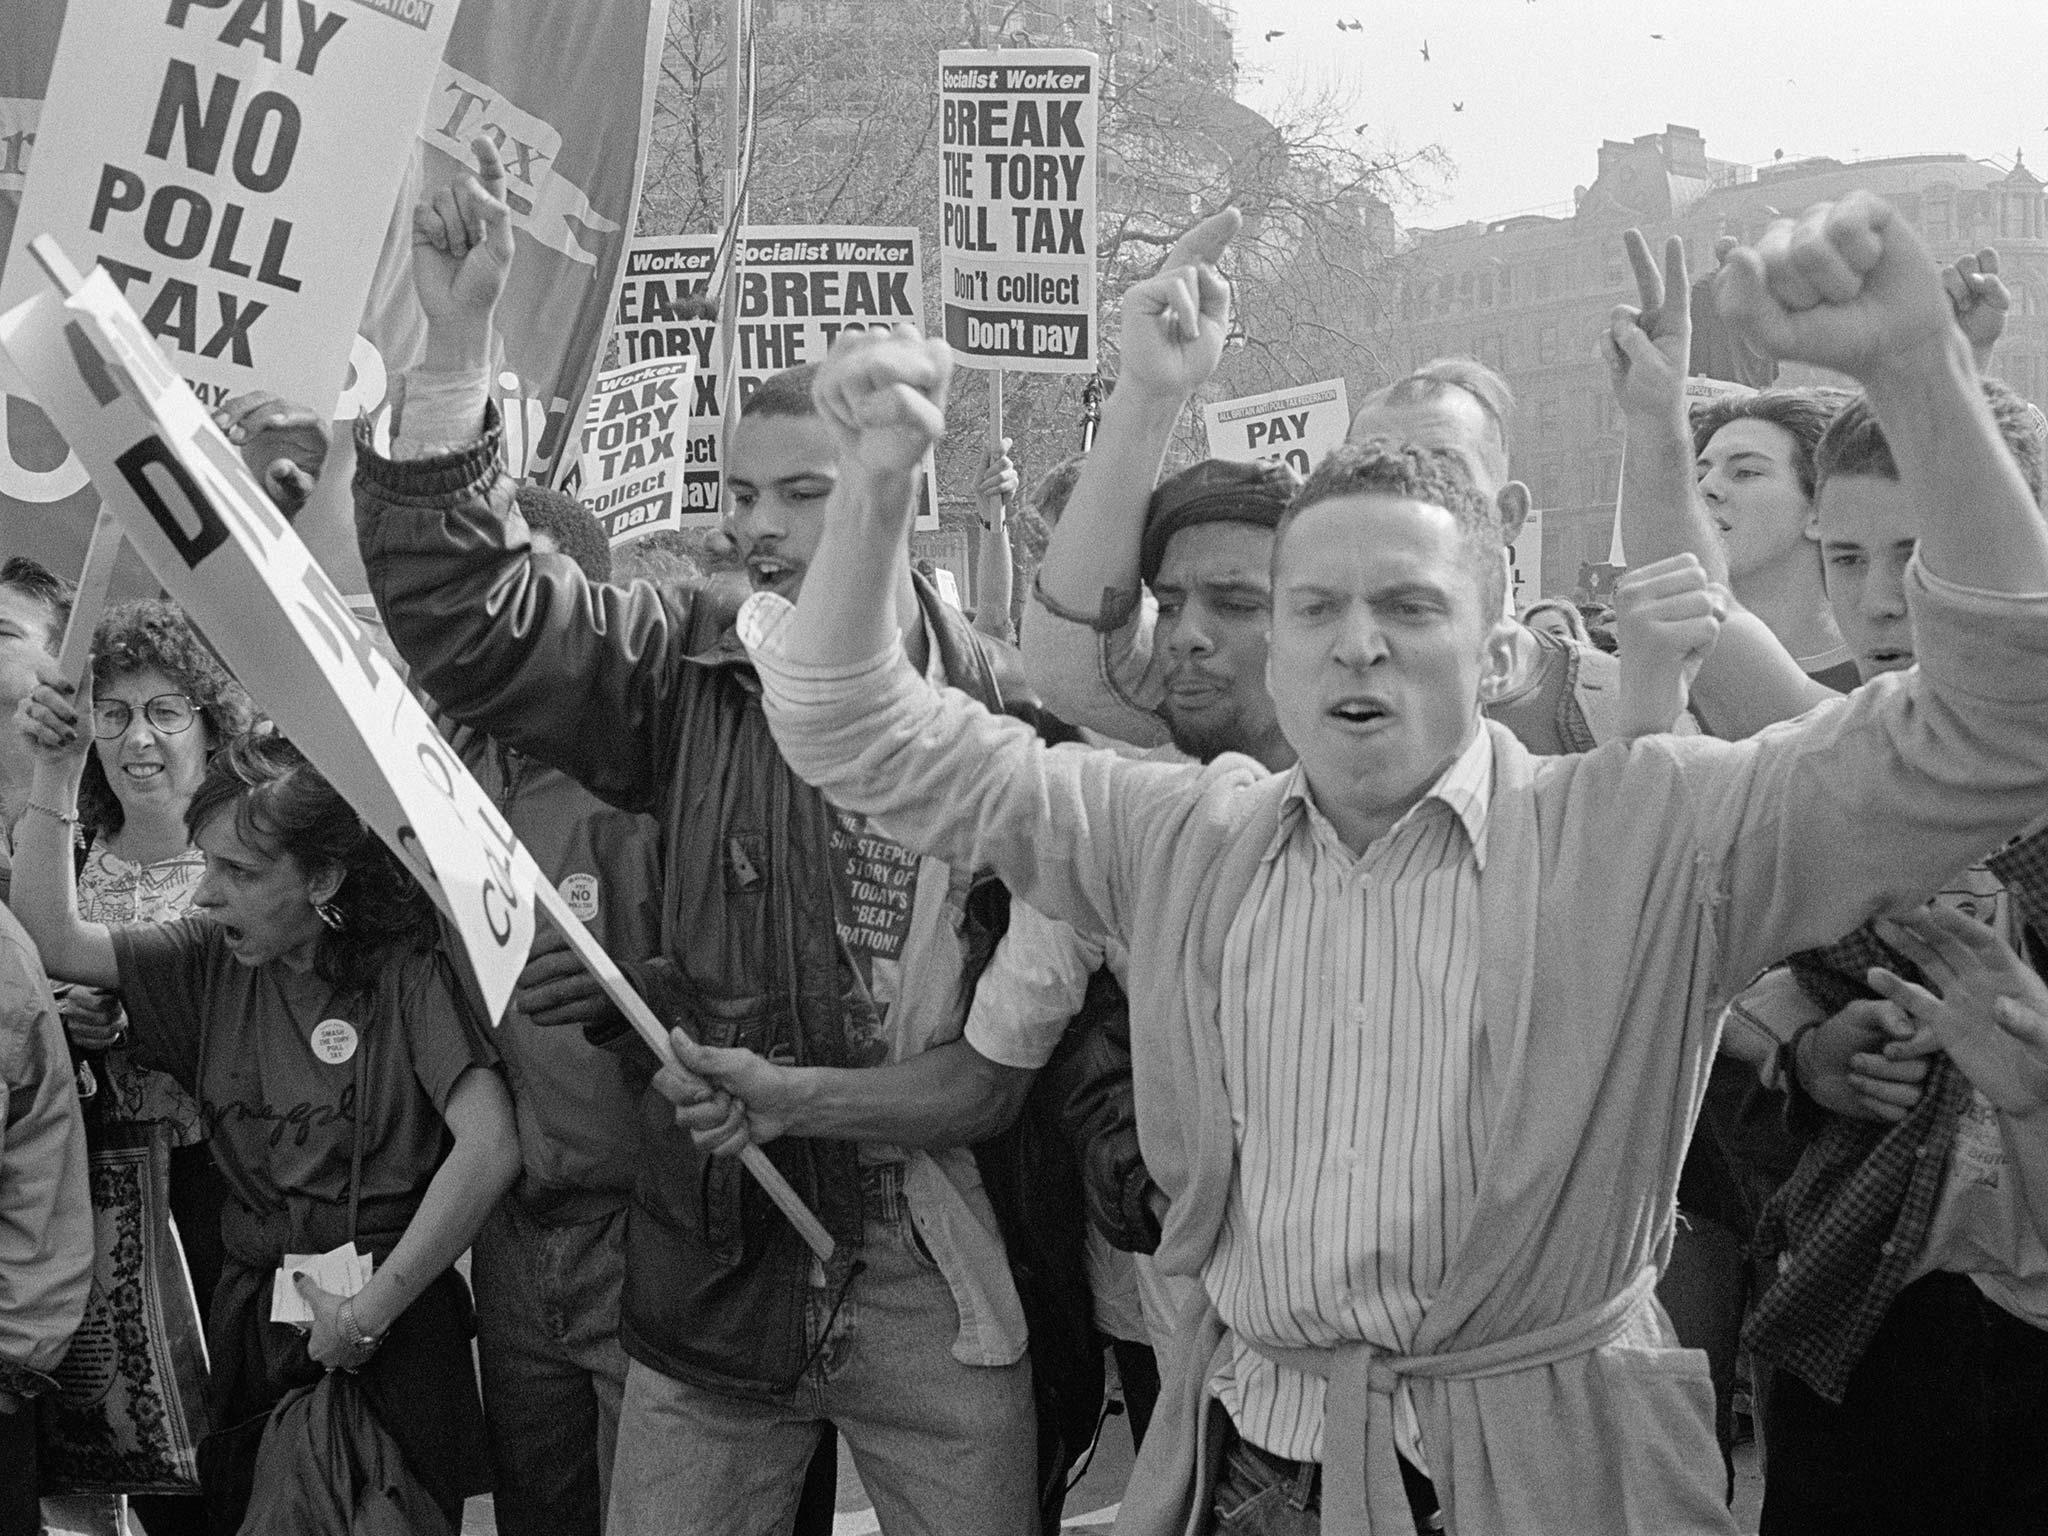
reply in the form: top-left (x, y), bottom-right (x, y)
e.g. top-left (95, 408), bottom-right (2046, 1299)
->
top-left (79, 601), bottom-right (257, 840)
top-left (1279, 438), bottom-right (1506, 618)
top-left (185, 731), bottom-right (439, 995)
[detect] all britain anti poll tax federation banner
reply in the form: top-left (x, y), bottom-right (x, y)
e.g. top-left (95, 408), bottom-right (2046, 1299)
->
top-left (938, 49), bottom-right (1097, 374)
top-left (0, 257), bottom-right (538, 1021)
top-left (1202, 378), bottom-right (1351, 480)
top-left (0, 0), bottom-right (668, 594)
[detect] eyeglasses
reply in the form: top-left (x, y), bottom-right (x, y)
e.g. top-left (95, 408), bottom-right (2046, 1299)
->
top-left (91, 694), bottom-right (198, 739)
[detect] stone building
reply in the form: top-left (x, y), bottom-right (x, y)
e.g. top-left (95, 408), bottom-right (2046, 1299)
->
top-left (1382, 125), bottom-right (2048, 594)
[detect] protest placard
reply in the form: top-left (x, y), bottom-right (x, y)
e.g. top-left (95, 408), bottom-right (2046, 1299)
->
top-left (1201, 377), bottom-right (1351, 479)
top-left (578, 357), bottom-right (694, 547)
top-left (0, 249), bottom-right (535, 1021)
top-left (938, 49), bottom-right (1098, 373)
top-left (600, 233), bottom-right (721, 521)
top-left (0, 0), bottom-right (457, 419)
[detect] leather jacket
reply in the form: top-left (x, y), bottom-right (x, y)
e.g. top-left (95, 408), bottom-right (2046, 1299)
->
top-left (356, 414), bottom-right (1028, 1396)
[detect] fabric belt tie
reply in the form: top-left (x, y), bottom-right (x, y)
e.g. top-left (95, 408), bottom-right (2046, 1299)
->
top-left (1246, 1266), bottom-right (1660, 1534)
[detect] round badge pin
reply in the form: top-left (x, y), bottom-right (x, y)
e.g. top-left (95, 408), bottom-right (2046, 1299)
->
top-left (560, 872), bottom-right (600, 923)
top-left (311, 1018), bottom-right (359, 1066)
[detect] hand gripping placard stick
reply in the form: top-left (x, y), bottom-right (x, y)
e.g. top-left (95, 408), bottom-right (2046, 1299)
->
top-left (533, 879), bottom-right (836, 1261)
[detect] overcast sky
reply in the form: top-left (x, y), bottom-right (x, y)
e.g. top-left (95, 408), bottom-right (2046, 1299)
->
top-left (1228, 0), bottom-right (2048, 229)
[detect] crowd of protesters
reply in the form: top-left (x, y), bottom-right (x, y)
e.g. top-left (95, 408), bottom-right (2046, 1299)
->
top-left (7, 133), bottom-right (2048, 1536)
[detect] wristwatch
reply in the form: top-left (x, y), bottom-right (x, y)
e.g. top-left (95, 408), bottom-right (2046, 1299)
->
top-left (337, 1297), bottom-right (384, 1369)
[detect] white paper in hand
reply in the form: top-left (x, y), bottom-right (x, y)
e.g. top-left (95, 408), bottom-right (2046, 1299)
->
top-left (270, 1242), bottom-right (373, 1325)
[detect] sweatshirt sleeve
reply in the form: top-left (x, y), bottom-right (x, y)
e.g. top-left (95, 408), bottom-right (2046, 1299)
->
top-left (1695, 558), bottom-right (2048, 990)
top-left (1020, 587), bottom-right (1173, 749)
top-left (739, 593), bottom-right (1191, 945)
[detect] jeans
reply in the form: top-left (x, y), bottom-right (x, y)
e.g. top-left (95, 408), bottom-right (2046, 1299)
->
top-left (474, 1199), bottom-right (631, 1536)
top-left (1206, 1417), bottom-right (1441, 1536)
top-left (606, 1190), bottom-right (1035, 1536)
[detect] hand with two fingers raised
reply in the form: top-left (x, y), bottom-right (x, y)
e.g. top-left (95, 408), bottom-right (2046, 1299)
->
top-left (1603, 230), bottom-right (1691, 418)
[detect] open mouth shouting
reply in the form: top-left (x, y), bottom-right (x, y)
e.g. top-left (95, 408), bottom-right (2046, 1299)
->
top-left (747, 556), bottom-right (801, 597)
top-left (1325, 695), bottom-right (1394, 732)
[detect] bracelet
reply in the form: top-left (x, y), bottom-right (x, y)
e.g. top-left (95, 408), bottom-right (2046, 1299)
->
top-left (338, 1296), bottom-right (384, 1361)
top-left (1779, 1018), bottom-right (1827, 1095)
top-left (1030, 571), bottom-right (1141, 633)
top-left (26, 800), bottom-right (79, 826)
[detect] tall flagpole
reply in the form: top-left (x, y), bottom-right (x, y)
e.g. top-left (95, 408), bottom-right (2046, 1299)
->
top-left (717, 0), bottom-right (751, 481)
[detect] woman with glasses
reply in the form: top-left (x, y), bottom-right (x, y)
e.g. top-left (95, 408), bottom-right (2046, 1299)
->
top-left (11, 667), bottom-right (519, 1533)
top-left (54, 603), bottom-right (255, 1534)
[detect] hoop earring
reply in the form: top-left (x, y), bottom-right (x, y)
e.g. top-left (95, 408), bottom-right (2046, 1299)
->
top-left (314, 901), bottom-right (346, 932)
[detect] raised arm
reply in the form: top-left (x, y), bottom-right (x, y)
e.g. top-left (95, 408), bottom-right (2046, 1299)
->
top-left (1698, 195), bottom-right (2048, 983)
top-left (353, 138), bottom-right (699, 811)
top-left (11, 667), bottom-right (119, 990)
top-left (1720, 196), bottom-right (2046, 594)
top-left (1021, 211), bottom-right (1238, 743)
top-left (1605, 231), bottom-right (1728, 580)
top-left (1604, 231), bottom-right (1831, 737)
top-left (1943, 247), bottom-right (2010, 374)
top-left (749, 331), bottom-right (1203, 939)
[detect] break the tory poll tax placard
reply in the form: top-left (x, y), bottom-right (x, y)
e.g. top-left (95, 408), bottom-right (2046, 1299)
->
top-left (938, 49), bottom-right (1098, 373)
top-left (578, 357), bottom-right (693, 547)
top-left (0, 0), bottom-right (457, 418)
top-left (595, 226), bottom-right (934, 527)
top-left (0, 249), bottom-right (537, 1021)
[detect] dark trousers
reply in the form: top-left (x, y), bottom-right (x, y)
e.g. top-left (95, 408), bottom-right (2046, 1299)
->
top-left (1761, 1270), bottom-right (2048, 1536)
top-left (1110, 1336), bottom-right (1161, 1452)
top-left (0, 1398), bottom-right (37, 1536)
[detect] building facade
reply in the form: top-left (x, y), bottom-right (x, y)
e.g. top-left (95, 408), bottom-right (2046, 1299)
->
top-left (1381, 125), bottom-right (2048, 595)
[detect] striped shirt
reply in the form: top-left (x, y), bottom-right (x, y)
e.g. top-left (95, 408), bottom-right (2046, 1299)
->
top-left (1205, 727), bottom-right (1495, 1464)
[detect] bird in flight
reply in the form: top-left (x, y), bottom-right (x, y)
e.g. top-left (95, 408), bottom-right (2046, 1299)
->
top-left (1354, 122), bottom-right (1370, 134)
top-left (1264, 28), bottom-right (1285, 40)
top-left (1650, 32), bottom-right (1666, 38)
top-left (1337, 18), bottom-right (1363, 29)
top-left (1420, 39), bottom-right (1431, 60)
top-left (1452, 101), bottom-right (1465, 112)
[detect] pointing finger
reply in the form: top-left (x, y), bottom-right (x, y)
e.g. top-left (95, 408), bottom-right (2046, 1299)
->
top-left (1161, 207), bottom-right (1241, 273)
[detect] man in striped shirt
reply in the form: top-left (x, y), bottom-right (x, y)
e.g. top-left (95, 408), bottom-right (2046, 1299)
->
top-left (674, 195), bottom-right (2048, 1535)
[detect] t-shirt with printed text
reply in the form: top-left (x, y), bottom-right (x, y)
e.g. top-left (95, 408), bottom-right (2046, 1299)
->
top-left (110, 919), bottom-right (496, 1224)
